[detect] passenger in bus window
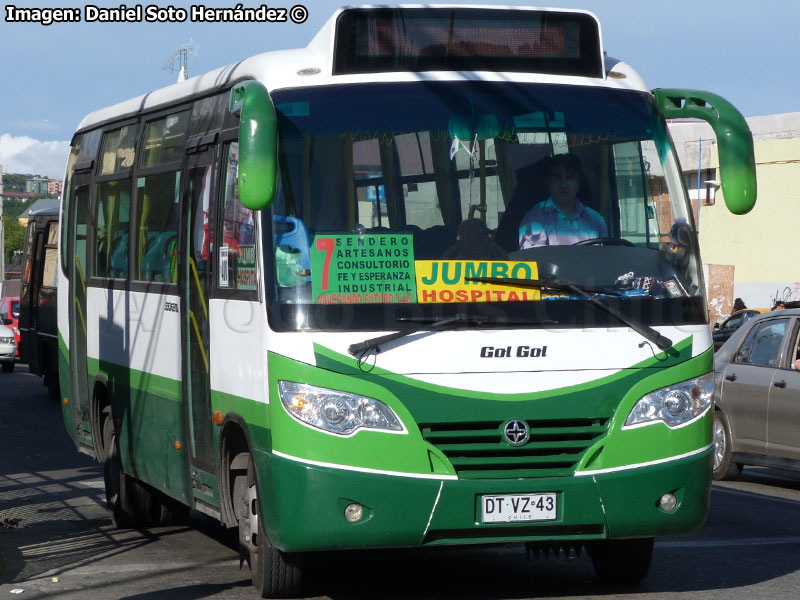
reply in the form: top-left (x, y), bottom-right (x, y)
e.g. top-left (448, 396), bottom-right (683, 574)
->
top-left (518, 154), bottom-right (607, 249)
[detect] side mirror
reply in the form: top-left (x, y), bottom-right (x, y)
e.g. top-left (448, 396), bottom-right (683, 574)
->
top-left (713, 322), bottom-right (720, 331)
top-left (229, 80), bottom-right (278, 210)
top-left (2, 318), bottom-right (12, 326)
top-left (652, 89), bottom-right (757, 215)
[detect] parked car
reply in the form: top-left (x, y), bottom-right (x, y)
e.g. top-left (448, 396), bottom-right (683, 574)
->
top-left (0, 296), bottom-right (20, 358)
top-left (0, 322), bottom-right (16, 373)
top-left (712, 308), bottom-right (800, 480)
top-left (713, 308), bottom-right (766, 351)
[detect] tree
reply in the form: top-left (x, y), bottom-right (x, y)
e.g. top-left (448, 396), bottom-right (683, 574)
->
top-left (2, 198), bottom-right (27, 220)
top-left (4, 216), bottom-right (25, 264)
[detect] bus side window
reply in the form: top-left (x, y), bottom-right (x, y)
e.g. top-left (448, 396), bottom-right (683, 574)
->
top-left (41, 223), bottom-right (59, 289)
top-left (218, 142), bottom-right (257, 292)
top-left (134, 111), bottom-right (189, 284)
top-left (135, 172), bottom-right (180, 283)
top-left (94, 180), bottom-right (131, 279)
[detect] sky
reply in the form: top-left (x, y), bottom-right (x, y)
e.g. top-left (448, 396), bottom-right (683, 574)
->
top-left (1, 0), bottom-right (798, 179)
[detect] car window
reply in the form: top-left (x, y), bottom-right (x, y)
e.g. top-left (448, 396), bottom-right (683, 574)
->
top-left (734, 324), bottom-right (759, 364)
top-left (788, 324), bottom-right (800, 371)
top-left (723, 313), bottom-right (744, 332)
top-left (745, 318), bottom-right (791, 367)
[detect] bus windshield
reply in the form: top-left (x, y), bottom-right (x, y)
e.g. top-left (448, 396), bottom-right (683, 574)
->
top-left (266, 81), bottom-right (703, 331)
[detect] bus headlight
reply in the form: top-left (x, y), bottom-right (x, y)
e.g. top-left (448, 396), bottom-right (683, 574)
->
top-left (624, 373), bottom-right (713, 429)
top-left (278, 381), bottom-right (403, 436)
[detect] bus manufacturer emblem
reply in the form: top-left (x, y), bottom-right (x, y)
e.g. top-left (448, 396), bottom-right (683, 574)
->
top-left (503, 420), bottom-right (530, 446)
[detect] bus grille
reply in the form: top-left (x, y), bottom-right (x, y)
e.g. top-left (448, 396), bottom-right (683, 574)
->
top-left (419, 418), bottom-right (609, 479)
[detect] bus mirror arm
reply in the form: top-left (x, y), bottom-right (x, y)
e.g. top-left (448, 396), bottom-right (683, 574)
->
top-left (652, 88), bottom-right (757, 216)
top-left (230, 80), bottom-right (278, 211)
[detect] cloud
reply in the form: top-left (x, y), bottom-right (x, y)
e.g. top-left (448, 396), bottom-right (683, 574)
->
top-left (0, 133), bottom-right (70, 179)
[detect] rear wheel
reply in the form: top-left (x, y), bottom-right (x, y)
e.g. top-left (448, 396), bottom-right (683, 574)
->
top-left (44, 372), bottom-right (60, 402)
top-left (713, 410), bottom-right (742, 481)
top-left (235, 452), bottom-right (304, 598)
top-left (101, 406), bottom-right (154, 528)
top-left (152, 491), bottom-right (191, 525)
top-left (588, 537), bottom-right (653, 584)
top-left (2, 361), bottom-right (13, 373)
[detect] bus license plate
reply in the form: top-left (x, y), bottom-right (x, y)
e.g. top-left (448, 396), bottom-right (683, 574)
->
top-left (481, 493), bottom-right (557, 523)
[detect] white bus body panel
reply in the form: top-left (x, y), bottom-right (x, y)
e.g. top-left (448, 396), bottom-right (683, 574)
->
top-left (267, 324), bottom-right (712, 394)
top-left (86, 288), bottom-right (182, 383)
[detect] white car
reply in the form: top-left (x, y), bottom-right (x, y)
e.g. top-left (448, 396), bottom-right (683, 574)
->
top-left (0, 323), bottom-right (16, 373)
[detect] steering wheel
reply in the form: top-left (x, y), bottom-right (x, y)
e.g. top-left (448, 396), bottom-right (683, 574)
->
top-left (574, 237), bottom-right (635, 247)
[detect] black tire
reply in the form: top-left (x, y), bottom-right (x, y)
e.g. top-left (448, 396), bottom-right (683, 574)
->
top-left (236, 453), bottom-right (304, 598)
top-left (588, 537), bottom-right (653, 584)
top-left (45, 372), bottom-right (60, 402)
top-left (152, 491), bottom-right (191, 525)
top-left (2, 361), bottom-right (14, 373)
top-left (102, 407), bottom-right (153, 528)
top-left (713, 410), bottom-right (742, 481)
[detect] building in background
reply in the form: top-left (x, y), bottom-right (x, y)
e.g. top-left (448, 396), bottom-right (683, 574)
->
top-left (47, 179), bottom-right (62, 196)
top-left (25, 177), bottom-right (50, 195)
top-left (669, 113), bottom-right (800, 324)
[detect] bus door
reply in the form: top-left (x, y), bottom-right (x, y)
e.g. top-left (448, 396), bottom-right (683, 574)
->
top-left (180, 145), bottom-right (218, 509)
top-left (67, 175), bottom-right (92, 446)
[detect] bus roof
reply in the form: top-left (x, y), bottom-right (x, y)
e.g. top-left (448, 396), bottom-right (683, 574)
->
top-left (75, 4), bottom-right (649, 135)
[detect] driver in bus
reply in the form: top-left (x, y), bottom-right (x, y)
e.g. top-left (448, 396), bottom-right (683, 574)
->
top-left (518, 153), bottom-right (607, 248)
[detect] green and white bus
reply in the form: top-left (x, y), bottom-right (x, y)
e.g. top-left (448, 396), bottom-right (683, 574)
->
top-left (58, 5), bottom-right (756, 597)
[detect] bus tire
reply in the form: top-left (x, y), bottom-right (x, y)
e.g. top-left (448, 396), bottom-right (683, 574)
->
top-left (153, 491), bottom-right (190, 525)
top-left (237, 453), bottom-right (303, 598)
top-left (44, 372), bottom-right (60, 402)
top-left (102, 407), bottom-right (153, 528)
top-left (588, 537), bottom-right (653, 584)
top-left (713, 410), bottom-right (742, 481)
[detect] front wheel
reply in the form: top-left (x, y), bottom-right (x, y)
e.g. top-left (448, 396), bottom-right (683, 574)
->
top-left (713, 410), bottom-right (742, 481)
top-left (2, 361), bottom-right (14, 373)
top-left (588, 537), bottom-right (653, 584)
top-left (236, 453), bottom-right (304, 598)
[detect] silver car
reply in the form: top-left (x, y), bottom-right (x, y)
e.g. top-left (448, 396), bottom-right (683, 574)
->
top-left (0, 322), bottom-right (15, 373)
top-left (713, 308), bottom-right (800, 480)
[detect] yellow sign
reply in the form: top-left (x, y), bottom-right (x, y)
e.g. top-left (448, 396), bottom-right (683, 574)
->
top-left (415, 261), bottom-right (541, 303)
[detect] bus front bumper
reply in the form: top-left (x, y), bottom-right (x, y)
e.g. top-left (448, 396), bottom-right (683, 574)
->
top-left (257, 447), bottom-right (711, 552)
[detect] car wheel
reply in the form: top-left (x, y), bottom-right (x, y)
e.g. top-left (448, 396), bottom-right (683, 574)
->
top-left (2, 361), bottom-right (13, 373)
top-left (235, 452), bottom-right (304, 598)
top-left (588, 537), bottom-right (653, 583)
top-left (713, 410), bottom-right (742, 481)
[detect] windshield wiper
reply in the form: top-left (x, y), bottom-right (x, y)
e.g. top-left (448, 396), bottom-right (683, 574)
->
top-left (347, 314), bottom-right (512, 357)
top-left (465, 275), bottom-right (673, 351)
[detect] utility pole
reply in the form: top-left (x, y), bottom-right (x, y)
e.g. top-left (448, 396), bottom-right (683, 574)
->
top-left (0, 164), bottom-right (5, 283)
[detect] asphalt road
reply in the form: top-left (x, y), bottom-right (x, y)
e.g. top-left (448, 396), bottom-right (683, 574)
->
top-left (3, 365), bottom-right (800, 599)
